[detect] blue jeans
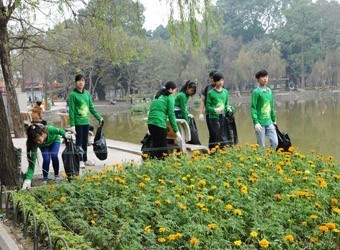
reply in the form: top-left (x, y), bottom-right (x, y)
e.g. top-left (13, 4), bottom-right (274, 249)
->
top-left (255, 123), bottom-right (278, 149)
top-left (75, 125), bottom-right (89, 162)
top-left (40, 142), bottom-right (61, 180)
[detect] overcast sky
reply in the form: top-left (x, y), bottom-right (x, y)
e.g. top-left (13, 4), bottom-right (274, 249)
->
top-left (138, 0), bottom-right (169, 30)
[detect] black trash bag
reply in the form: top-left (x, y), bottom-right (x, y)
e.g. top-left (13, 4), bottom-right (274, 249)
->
top-left (62, 139), bottom-right (83, 180)
top-left (275, 124), bottom-right (292, 152)
top-left (210, 116), bottom-right (231, 149)
top-left (140, 133), bottom-right (153, 159)
top-left (225, 111), bottom-right (238, 145)
top-left (93, 121), bottom-right (108, 160)
top-left (187, 117), bottom-right (201, 145)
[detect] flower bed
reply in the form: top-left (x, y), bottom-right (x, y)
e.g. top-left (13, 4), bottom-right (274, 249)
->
top-left (17, 145), bottom-right (339, 249)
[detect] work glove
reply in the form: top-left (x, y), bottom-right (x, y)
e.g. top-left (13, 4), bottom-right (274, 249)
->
top-left (272, 121), bottom-right (277, 125)
top-left (188, 113), bottom-right (194, 119)
top-left (65, 132), bottom-right (73, 139)
top-left (99, 117), bottom-right (104, 126)
top-left (70, 126), bottom-right (76, 134)
top-left (198, 113), bottom-right (204, 121)
top-left (22, 179), bottom-right (31, 190)
top-left (175, 131), bottom-right (182, 141)
top-left (254, 123), bottom-right (262, 132)
top-left (214, 108), bottom-right (224, 115)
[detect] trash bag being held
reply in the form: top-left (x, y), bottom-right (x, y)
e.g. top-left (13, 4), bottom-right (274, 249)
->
top-left (275, 124), bottom-right (292, 151)
top-left (140, 133), bottom-right (153, 160)
top-left (225, 111), bottom-right (238, 145)
top-left (93, 121), bottom-right (108, 160)
top-left (62, 138), bottom-right (84, 181)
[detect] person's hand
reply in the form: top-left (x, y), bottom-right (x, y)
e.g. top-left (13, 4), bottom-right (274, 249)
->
top-left (175, 131), bottom-right (182, 141)
top-left (188, 113), bottom-right (194, 119)
top-left (70, 126), bottom-right (76, 134)
top-left (272, 121), bottom-right (277, 125)
top-left (99, 117), bottom-right (104, 126)
top-left (65, 132), bottom-right (73, 139)
top-left (199, 113), bottom-right (204, 121)
top-left (227, 107), bottom-right (232, 112)
top-left (254, 123), bottom-right (262, 132)
top-left (22, 179), bottom-right (31, 190)
top-left (214, 108), bottom-right (223, 115)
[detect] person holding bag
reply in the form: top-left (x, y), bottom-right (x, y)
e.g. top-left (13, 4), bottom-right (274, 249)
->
top-left (68, 74), bottom-right (103, 168)
top-left (147, 81), bottom-right (181, 159)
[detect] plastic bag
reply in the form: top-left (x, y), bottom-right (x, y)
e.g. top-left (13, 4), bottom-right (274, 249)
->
top-left (62, 138), bottom-right (83, 180)
top-left (140, 133), bottom-right (153, 159)
top-left (93, 121), bottom-right (108, 160)
top-left (275, 124), bottom-right (292, 151)
top-left (187, 117), bottom-right (201, 145)
top-left (225, 111), bottom-right (238, 145)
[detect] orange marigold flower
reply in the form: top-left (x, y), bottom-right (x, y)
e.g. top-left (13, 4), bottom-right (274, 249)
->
top-left (285, 234), bottom-right (294, 242)
top-left (310, 237), bottom-right (318, 243)
top-left (288, 146), bottom-right (294, 152)
top-left (276, 194), bottom-right (282, 201)
top-left (190, 237), bottom-right (199, 245)
top-left (157, 238), bottom-right (166, 243)
top-left (226, 204), bottom-right (233, 211)
top-left (208, 223), bottom-right (217, 229)
top-left (259, 238), bottom-right (270, 248)
top-left (60, 196), bottom-right (67, 202)
top-left (326, 222), bottom-right (336, 229)
top-left (318, 225), bottom-right (329, 232)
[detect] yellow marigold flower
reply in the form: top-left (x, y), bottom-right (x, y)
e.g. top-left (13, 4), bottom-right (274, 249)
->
top-left (197, 203), bottom-right (205, 208)
top-left (331, 198), bottom-right (338, 204)
top-left (224, 182), bottom-right (230, 188)
top-left (326, 222), bottom-right (336, 229)
top-left (320, 181), bottom-right (327, 187)
top-left (91, 220), bottom-right (96, 224)
top-left (60, 196), bottom-right (67, 202)
top-left (208, 223), bottom-right (217, 229)
top-left (234, 209), bottom-right (242, 216)
top-left (333, 229), bottom-right (340, 233)
top-left (234, 240), bottom-right (242, 246)
top-left (157, 238), bottom-right (166, 243)
top-left (138, 182), bottom-right (145, 188)
top-left (87, 167), bottom-right (93, 172)
top-left (210, 148), bottom-right (216, 153)
top-left (310, 237), bottom-right (318, 243)
top-left (199, 179), bottom-right (206, 186)
top-left (310, 215), bottom-right (318, 219)
top-left (302, 221), bottom-right (307, 226)
top-left (276, 194), bottom-right (282, 201)
top-left (61, 173), bottom-right (68, 178)
top-left (225, 163), bottom-right (232, 168)
top-left (207, 195), bottom-right (214, 200)
top-left (165, 199), bottom-right (171, 204)
top-left (332, 207), bottom-right (340, 214)
top-left (197, 194), bottom-right (204, 199)
top-left (155, 200), bottom-right (161, 205)
top-left (159, 227), bottom-right (166, 233)
top-left (304, 170), bottom-right (310, 174)
top-left (144, 225), bottom-right (151, 233)
top-left (226, 204), bottom-right (233, 211)
top-left (318, 225), bottom-right (329, 232)
top-left (175, 233), bottom-right (182, 238)
top-left (211, 185), bottom-right (217, 190)
top-left (168, 234), bottom-right (176, 241)
top-left (285, 234), bottom-right (294, 242)
top-left (250, 231), bottom-right (258, 237)
top-left (190, 237), bottom-right (199, 245)
top-left (259, 238), bottom-right (270, 248)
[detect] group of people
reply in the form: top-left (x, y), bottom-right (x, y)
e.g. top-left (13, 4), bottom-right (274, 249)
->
top-left (22, 74), bottom-right (103, 189)
top-left (22, 69), bottom-right (278, 189)
top-left (147, 69), bottom-right (278, 159)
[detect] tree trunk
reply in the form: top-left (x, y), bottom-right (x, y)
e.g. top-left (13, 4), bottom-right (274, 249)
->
top-left (0, 16), bottom-right (25, 138)
top-left (0, 93), bottom-right (20, 187)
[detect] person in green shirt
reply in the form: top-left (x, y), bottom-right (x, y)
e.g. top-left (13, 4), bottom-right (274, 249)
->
top-left (22, 124), bottom-right (72, 189)
top-left (148, 81), bottom-right (181, 159)
top-left (174, 80), bottom-right (201, 145)
top-left (250, 69), bottom-right (278, 149)
top-left (68, 74), bottom-right (103, 168)
top-left (206, 72), bottom-right (233, 149)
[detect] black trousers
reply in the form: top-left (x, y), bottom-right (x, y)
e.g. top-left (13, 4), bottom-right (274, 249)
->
top-left (148, 124), bottom-right (168, 160)
top-left (75, 124), bottom-right (89, 162)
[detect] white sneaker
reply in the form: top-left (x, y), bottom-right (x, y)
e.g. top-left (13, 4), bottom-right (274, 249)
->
top-left (80, 161), bottom-right (85, 169)
top-left (85, 160), bottom-right (95, 166)
top-left (22, 179), bottom-right (31, 190)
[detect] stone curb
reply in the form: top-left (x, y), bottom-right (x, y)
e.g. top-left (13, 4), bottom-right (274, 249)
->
top-left (0, 220), bottom-right (20, 250)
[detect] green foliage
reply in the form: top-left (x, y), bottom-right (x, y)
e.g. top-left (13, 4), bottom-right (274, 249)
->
top-left (18, 146), bottom-right (340, 248)
top-left (131, 103), bottom-right (149, 113)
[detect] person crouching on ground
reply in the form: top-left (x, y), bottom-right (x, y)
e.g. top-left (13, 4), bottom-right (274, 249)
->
top-left (31, 101), bottom-right (47, 125)
top-left (147, 81), bottom-right (182, 159)
top-left (250, 69), bottom-right (278, 149)
top-left (22, 124), bottom-right (72, 189)
top-left (68, 74), bottom-right (103, 168)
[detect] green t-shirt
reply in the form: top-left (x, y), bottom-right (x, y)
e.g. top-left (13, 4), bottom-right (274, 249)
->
top-left (250, 87), bottom-right (276, 126)
top-left (26, 126), bottom-right (66, 180)
top-left (68, 89), bottom-right (102, 126)
top-left (174, 91), bottom-right (189, 123)
top-left (206, 88), bottom-right (229, 119)
top-left (148, 94), bottom-right (179, 133)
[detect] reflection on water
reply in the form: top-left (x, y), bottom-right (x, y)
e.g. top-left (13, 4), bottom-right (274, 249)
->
top-left (99, 96), bottom-right (340, 162)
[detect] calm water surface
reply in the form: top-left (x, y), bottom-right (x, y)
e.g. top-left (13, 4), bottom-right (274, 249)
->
top-left (100, 95), bottom-right (340, 162)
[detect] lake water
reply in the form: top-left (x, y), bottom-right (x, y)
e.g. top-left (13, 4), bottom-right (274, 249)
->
top-left (100, 94), bottom-right (340, 162)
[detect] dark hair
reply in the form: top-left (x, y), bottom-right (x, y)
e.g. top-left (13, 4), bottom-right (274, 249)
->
top-left (255, 69), bottom-right (268, 79)
top-left (180, 80), bottom-right (197, 96)
top-left (36, 101), bottom-right (42, 106)
top-left (213, 72), bottom-right (224, 82)
top-left (209, 70), bottom-right (217, 78)
top-left (155, 81), bottom-right (177, 99)
top-left (75, 74), bottom-right (84, 82)
top-left (26, 124), bottom-right (46, 161)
